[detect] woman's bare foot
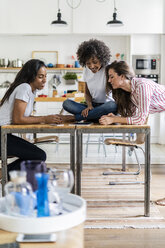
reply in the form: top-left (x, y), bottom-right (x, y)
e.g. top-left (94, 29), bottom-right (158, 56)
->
top-left (57, 114), bottom-right (75, 123)
top-left (155, 198), bottom-right (165, 206)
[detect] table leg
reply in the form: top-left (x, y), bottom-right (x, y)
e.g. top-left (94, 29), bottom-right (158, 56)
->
top-left (76, 131), bottom-right (82, 196)
top-left (144, 130), bottom-right (151, 217)
top-left (122, 134), bottom-right (126, 171)
top-left (1, 130), bottom-right (7, 196)
top-left (70, 133), bottom-right (75, 194)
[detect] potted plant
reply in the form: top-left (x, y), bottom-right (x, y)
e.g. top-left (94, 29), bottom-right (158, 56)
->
top-left (63, 72), bottom-right (78, 85)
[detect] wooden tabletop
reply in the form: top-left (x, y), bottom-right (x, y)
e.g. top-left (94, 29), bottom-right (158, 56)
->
top-left (0, 224), bottom-right (84, 248)
top-left (76, 123), bottom-right (150, 129)
top-left (1, 124), bottom-right (75, 130)
top-left (1, 123), bottom-right (150, 131)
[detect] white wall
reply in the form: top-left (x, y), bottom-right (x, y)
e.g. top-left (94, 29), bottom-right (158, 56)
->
top-left (73, 0), bottom-right (163, 34)
top-left (0, 34), bottom-right (129, 64)
top-left (131, 35), bottom-right (161, 55)
top-left (0, 0), bottom-right (163, 34)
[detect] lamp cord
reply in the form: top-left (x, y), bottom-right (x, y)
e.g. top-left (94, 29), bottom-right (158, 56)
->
top-left (58, 0), bottom-right (60, 11)
top-left (96, 0), bottom-right (106, 2)
top-left (114, 0), bottom-right (117, 13)
top-left (66, 0), bottom-right (82, 9)
top-left (66, 0), bottom-right (106, 9)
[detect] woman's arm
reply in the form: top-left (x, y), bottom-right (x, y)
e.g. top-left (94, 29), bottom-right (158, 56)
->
top-left (81, 83), bottom-right (93, 118)
top-left (85, 83), bottom-right (93, 108)
top-left (12, 99), bottom-right (62, 124)
top-left (99, 113), bottom-right (127, 125)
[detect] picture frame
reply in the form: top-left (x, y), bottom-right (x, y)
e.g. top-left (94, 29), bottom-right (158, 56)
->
top-left (32, 51), bottom-right (58, 67)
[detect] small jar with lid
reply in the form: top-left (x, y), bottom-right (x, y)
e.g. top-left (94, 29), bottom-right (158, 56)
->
top-left (4, 171), bottom-right (36, 217)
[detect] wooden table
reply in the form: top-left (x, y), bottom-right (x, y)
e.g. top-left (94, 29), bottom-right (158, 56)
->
top-left (76, 124), bottom-right (151, 217)
top-left (1, 124), bottom-right (76, 196)
top-left (0, 224), bottom-right (84, 248)
top-left (0, 193), bottom-right (86, 248)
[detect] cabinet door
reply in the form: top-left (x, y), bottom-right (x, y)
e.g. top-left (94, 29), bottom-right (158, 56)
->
top-left (47, 102), bottom-right (63, 115)
top-left (35, 101), bottom-right (63, 115)
top-left (34, 102), bottom-right (48, 116)
top-left (72, 0), bottom-right (163, 34)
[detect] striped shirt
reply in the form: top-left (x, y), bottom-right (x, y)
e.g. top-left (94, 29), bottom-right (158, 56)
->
top-left (127, 77), bottom-right (165, 125)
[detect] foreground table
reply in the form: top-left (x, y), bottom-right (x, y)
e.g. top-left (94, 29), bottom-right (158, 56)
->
top-left (76, 124), bottom-right (151, 217)
top-left (0, 225), bottom-right (84, 248)
top-left (1, 124), bottom-right (76, 195)
top-left (0, 193), bottom-right (86, 248)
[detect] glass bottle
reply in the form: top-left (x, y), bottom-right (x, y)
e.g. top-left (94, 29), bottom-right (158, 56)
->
top-left (35, 173), bottom-right (50, 217)
top-left (4, 171), bottom-right (35, 217)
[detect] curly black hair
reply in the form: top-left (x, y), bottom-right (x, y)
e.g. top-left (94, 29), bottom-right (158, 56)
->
top-left (76, 39), bottom-right (111, 67)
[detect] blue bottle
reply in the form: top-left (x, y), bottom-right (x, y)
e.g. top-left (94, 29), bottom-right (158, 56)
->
top-left (35, 173), bottom-right (50, 217)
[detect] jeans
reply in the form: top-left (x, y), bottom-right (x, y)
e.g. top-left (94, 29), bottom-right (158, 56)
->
top-left (63, 99), bottom-right (117, 121)
top-left (0, 129), bottom-right (47, 176)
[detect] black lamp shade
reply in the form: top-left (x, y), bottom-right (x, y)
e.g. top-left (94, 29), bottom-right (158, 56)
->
top-left (51, 10), bottom-right (67, 26)
top-left (107, 9), bottom-right (123, 26)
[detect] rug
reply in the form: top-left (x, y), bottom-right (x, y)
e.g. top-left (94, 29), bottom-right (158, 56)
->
top-left (81, 165), bottom-right (165, 229)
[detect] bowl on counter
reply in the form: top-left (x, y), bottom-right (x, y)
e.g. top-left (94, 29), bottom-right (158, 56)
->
top-left (38, 94), bottom-right (48, 97)
top-left (56, 64), bottom-right (65, 68)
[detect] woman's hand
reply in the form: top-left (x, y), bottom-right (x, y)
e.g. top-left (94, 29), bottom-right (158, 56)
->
top-left (107, 113), bottom-right (115, 117)
top-left (99, 113), bottom-right (115, 125)
top-left (44, 115), bottom-right (62, 124)
top-left (81, 106), bottom-right (93, 118)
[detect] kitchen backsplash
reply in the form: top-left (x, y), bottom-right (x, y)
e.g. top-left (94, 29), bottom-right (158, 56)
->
top-left (0, 71), bottom-right (83, 99)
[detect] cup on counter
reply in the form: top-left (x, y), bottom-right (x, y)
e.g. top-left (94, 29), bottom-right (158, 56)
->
top-left (20, 160), bottom-right (47, 191)
top-left (75, 61), bottom-right (80, 68)
top-left (53, 89), bottom-right (57, 97)
top-left (0, 58), bottom-right (10, 68)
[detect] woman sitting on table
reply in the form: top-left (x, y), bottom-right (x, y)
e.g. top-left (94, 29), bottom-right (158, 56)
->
top-left (62, 39), bottom-right (117, 122)
top-left (99, 60), bottom-right (165, 206)
top-left (0, 59), bottom-right (62, 176)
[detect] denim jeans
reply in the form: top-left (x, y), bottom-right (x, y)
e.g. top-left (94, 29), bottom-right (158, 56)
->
top-left (63, 99), bottom-right (117, 121)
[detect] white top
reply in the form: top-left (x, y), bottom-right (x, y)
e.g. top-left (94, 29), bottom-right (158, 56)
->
top-left (83, 66), bottom-right (113, 103)
top-left (0, 83), bottom-right (36, 126)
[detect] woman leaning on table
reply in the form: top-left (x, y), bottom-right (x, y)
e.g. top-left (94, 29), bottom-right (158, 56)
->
top-left (99, 60), bottom-right (165, 206)
top-left (0, 59), bottom-right (62, 176)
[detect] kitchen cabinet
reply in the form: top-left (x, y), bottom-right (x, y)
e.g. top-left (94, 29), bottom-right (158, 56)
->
top-left (72, 0), bottom-right (163, 34)
top-left (0, 0), bottom-right (163, 35)
top-left (34, 101), bottom-right (63, 116)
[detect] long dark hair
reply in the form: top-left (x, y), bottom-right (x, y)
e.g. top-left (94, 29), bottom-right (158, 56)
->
top-left (0, 59), bottom-right (46, 107)
top-left (106, 61), bottom-right (136, 117)
top-left (77, 39), bottom-right (111, 67)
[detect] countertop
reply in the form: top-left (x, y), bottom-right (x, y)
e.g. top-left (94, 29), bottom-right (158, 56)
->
top-left (35, 97), bottom-right (84, 102)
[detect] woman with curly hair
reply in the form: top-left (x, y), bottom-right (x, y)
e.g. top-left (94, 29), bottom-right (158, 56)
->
top-left (99, 60), bottom-right (165, 125)
top-left (62, 39), bottom-right (117, 122)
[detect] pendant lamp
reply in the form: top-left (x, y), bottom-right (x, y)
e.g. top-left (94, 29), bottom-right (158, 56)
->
top-left (51, 0), bottom-right (67, 26)
top-left (107, 0), bottom-right (123, 27)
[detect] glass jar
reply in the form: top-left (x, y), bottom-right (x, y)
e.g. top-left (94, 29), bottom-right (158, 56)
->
top-left (4, 171), bottom-right (36, 217)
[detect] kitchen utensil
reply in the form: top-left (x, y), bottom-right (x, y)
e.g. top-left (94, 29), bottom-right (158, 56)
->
top-left (17, 59), bottom-right (23, 67)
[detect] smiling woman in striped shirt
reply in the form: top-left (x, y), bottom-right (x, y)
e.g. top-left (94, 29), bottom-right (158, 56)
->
top-left (99, 60), bottom-right (165, 126)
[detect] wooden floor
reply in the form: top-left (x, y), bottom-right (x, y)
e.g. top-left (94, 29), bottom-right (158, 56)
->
top-left (84, 170), bottom-right (165, 248)
top-left (1, 140), bottom-right (165, 248)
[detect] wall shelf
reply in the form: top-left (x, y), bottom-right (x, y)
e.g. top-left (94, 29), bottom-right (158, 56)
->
top-left (0, 67), bottom-right (83, 73)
